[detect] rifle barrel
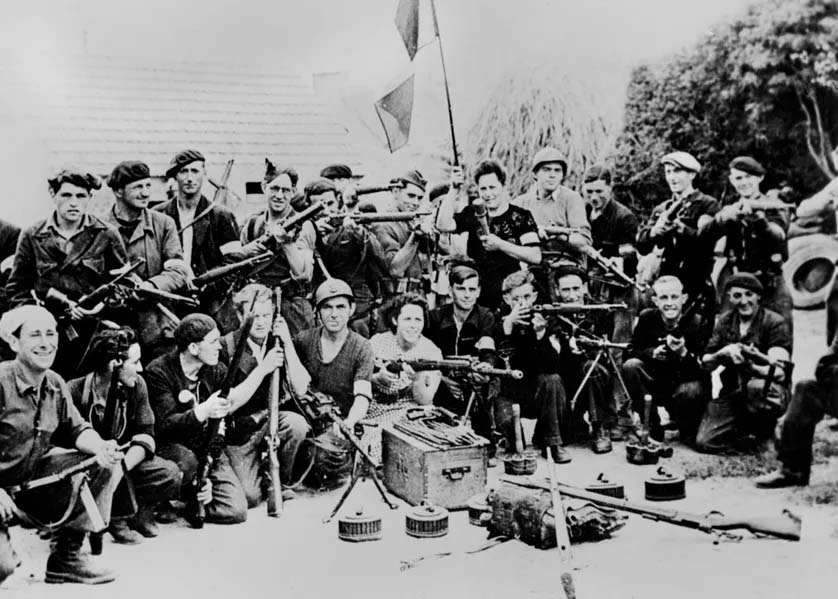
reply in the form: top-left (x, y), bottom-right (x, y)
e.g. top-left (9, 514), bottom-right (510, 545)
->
top-left (533, 303), bottom-right (627, 313)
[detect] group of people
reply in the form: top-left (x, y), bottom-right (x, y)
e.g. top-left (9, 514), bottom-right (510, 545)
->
top-left (0, 145), bottom-right (832, 586)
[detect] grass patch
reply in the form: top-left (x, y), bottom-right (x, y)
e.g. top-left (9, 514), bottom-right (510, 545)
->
top-left (668, 443), bottom-right (777, 480)
top-left (798, 481), bottom-right (838, 506)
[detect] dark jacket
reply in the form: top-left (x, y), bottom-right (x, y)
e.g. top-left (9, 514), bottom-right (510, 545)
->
top-left (145, 350), bottom-right (227, 451)
top-left (492, 317), bottom-right (561, 376)
top-left (67, 373), bottom-right (156, 457)
top-left (6, 213), bottom-right (128, 309)
top-left (426, 304), bottom-right (496, 358)
top-left (627, 307), bottom-right (708, 381)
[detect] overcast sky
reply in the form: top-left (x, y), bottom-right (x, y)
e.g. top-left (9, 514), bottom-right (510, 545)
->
top-left (3, 0), bottom-right (754, 119)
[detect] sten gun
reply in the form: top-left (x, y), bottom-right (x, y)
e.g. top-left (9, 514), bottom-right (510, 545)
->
top-left (585, 246), bottom-right (646, 292)
top-left (191, 252), bottom-right (273, 288)
top-left (73, 259), bottom-right (146, 313)
top-left (387, 357), bottom-right (523, 379)
top-left (532, 303), bottom-right (628, 314)
top-left (500, 475), bottom-right (801, 542)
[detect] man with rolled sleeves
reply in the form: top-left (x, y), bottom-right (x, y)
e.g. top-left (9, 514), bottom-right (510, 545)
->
top-left (104, 161), bottom-right (189, 359)
top-left (6, 168), bottom-right (128, 377)
top-left (702, 156), bottom-right (792, 328)
top-left (637, 151), bottom-right (720, 336)
top-left (697, 273), bottom-right (791, 453)
top-left (512, 148), bottom-right (591, 299)
top-left (237, 160), bottom-right (317, 335)
top-left (154, 150), bottom-right (241, 332)
top-left (0, 306), bottom-right (123, 585)
top-left (755, 334), bottom-right (838, 488)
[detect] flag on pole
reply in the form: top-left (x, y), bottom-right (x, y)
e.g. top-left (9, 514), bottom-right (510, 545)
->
top-left (395, 0), bottom-right (420, 60)
top-left (374, 75), bottom-right (415, 152)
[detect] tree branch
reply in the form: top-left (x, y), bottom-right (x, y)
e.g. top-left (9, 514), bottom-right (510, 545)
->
top-left (808, 88), bottom-right (836, 177)
top-left (796, 88), bottom-right (833, 178)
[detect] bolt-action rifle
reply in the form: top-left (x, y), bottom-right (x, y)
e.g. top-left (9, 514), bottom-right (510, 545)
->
top-left (386, 357), bottom-right (523, 379)
top-left (266, 287), bottom-right (284, 518)
top-left (532, 302), bottom-right (627, 314)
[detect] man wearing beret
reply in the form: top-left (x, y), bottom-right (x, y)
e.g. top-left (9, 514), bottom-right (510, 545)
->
top-left (104, 161), bottom-right (189, 359)
top-left (0, 306), bottom-right (123, 585)
top-left (145, 313), bottom-right (284, 525)
top-left (371, 169), bottom-right (436, 301)
top-left (697, 272), bottom-right (792, 453)
top-left (320, 163), bottom-right (360, 210)
top-left (237, 160), bottom-right (317, 335)
top-left (310, 177), bottom-right (388, 337)
top-left (755, 333), bottom-right (838, 488)
top-left (637, 152), bottom-right (720, 337)
top-left (701, 156), bottom-right (792, 328)
top-left (154, 150), bottom-right (241, 332)
top-left (6, 168), bottom-right (128, 377)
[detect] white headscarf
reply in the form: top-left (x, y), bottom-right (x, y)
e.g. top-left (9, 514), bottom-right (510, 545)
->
top-left (0, 305), bottom-right (56, 346)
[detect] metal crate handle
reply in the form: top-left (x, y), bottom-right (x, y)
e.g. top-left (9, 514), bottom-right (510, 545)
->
top-left (442, 466), bottom-right (471, 481)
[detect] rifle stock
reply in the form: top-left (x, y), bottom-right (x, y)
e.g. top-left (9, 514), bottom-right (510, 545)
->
top-left (499, 475), bottom-right (801, 541)
top-left (266, 287), bottom-right (283, 518)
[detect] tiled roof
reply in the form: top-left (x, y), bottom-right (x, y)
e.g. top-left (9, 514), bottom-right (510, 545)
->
top-left (0, 55), bottom-right (364, 187)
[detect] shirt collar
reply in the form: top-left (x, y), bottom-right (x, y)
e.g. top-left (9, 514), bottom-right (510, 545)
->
top-left (12, 360), bottom-right (58, 396)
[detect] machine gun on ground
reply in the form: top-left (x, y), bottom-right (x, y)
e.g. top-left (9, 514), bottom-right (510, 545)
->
top-left (386, 357), bottom-right (523, 379)
top-left (499, 475), bottom-right (801, 542)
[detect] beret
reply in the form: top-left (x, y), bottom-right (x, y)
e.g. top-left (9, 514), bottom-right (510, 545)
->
top-left (108, 160), bottom-right (151, 190)
top-left (48, 168), bottom-right (102, 193)
top-left (392, 169), bottom-right (427, 192)
top-left (660, 151), bottom-right (701, 173)
top-left (725, 272), bottom-right (764, 295)
top-left (0, 305), bottom-right (56, 345)
top-left (320, 164), bottom-right (353, 180)
top-left (429, 182), bottom-right (450, 203)
top-left (532, 147), bottom-right (568, 174)
top-left (729, 156), bottom-right (766, 177)
top-left (166, 149), bottom-right (205, 179)
top-left (304, 178), bottom-right (337, 198)
top-left (175, 313), bottom-right (217, 348)
top-left (553, 264), bottom-right (588, 283)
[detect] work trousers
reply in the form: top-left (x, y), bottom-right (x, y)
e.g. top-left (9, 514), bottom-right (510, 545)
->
top-left (225, 413), bottom-right (311, 508)
top-left (157, 443), bottom-right (247, 524)
top-left (0, 451), bottom-right (121, 584)
top-left (622, 357), bottom-right (710, 444)
top-left (696, 379), bottom-right (788, 453)
top-left (113, 456), bottom-right (182, 518)
top-left (776, 378), bottom-right (838, 477)
top-left (496, 373), bottom-right (566, 448)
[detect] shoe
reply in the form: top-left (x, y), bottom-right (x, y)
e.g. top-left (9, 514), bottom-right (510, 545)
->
top-left (46, 530), bottom-right (116, 585)
top-left (590, 426), bottom-right (613, 454)
top-left (754, 470), bottom-right (809, 489)
top-left (281, 488), bottom-right (296, 501)
top-left (108, 520), bottom-right (143, 545)
top-left (154, 502), bottom-right (179, 524)
top-left (609, 427), bottom-right (626, 442)
top-left (549, 445), bottom-right (572, 464)
top-left (130, 509), bottom-right (159, 538)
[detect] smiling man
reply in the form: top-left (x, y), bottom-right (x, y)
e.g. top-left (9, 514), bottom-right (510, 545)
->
top-left (0, 306), bottom-right (123, 585)
top-left (104, 161), bottom-right (189, 358)
top-left (238, 160), bottom-right (316, 334)
top-left (436, 160), bottom-right (541, 311)
top-left (6, 168), bottom-right (128, 376)
top-left (697, 272), bottom-right (792, 453)
top-left (621, 275), bottom-right (711, 445)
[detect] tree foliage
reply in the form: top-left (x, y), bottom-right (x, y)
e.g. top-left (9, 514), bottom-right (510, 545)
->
top-left (466, 66), bottom-right (616, 196)
top-left (615, 0), bottom-right (838, 216)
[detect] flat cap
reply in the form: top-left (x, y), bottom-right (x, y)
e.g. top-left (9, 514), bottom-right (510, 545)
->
top-left (729, 156), bottom-right (766, 177)
top-left (553, 264), bottom-right (588, 283)
top-left (320, 164), bottom-right (353, 180)
top-left (532, 147), bottom-right (568, 174)
top-left (108, 160), bottom-right (151, 190)
top-left (392, 169), bottom-right (427, 192)
top-left (166, 149), bottom-right (205, 178)
top-left (725, 272), bottom-right (764, 295)
top-left (660, 151), bottom-right (701, 173)
top-left (304, 178), bottom-right (337, 198)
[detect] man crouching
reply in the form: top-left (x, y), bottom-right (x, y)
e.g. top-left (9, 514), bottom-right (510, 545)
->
top-left (0, 306), bottom-right (123, 585)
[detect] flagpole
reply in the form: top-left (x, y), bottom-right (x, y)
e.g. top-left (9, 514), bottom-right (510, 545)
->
top-left (429, 0), bottom-right (459, 166)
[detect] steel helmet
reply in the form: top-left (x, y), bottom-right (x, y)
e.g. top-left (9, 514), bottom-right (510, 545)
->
top-left (313, 278), bottom-right (355, 307)
top-left (532, 147), bottom-right (568, 174)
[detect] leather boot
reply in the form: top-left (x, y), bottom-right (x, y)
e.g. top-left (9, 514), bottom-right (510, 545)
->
top-left (129, 508), bottom-right (159, 538)
top-left (46, 529), bottom-right (116, 584)
top-left (590, 424), bottom-right (613, 454)
top-left (754, 469), bottom-right (809, 489)
top-left (549, 445), bottom-right (572, 464)
top-left (108, 519), bottom-right (143, 545)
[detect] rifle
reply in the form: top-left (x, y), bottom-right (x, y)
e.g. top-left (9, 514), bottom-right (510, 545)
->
top-left (266, 287), bottom-right (283, 518)
top-left (46, 260), bottom-right (146, 321)
top-left (387, 357), bottom-right (523, 379)
top-left (281, 202), bottom-right (325, 234)
top-left (191, 252), bottom-right (273, 288)
top-left (328, 210), bottom-right (433, 224)
top-left (499, 475), bottom-right (801, 542)
top-left (532, 302), bottom-right (627, 314)
top-left (123, 284), bottom-right (199, 308)
top-left (727, 198), bottom-right (794, 213)
top-left (187, 297), bottom-right (258, 529)
top-left (472, 199), bottom-right (491, 237)
top-left (585, 246), bottom-right (646, 292)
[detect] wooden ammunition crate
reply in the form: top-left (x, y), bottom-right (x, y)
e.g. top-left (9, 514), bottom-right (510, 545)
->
top-left (382, 424), bottom-right (488, 510)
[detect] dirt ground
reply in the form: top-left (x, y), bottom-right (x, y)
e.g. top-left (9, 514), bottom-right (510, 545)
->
top-left (3, 309), bottom-right (838, 599)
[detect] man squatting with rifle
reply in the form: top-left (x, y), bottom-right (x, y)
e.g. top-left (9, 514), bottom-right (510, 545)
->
top-left (0, 306), bottom-right (124, 584)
